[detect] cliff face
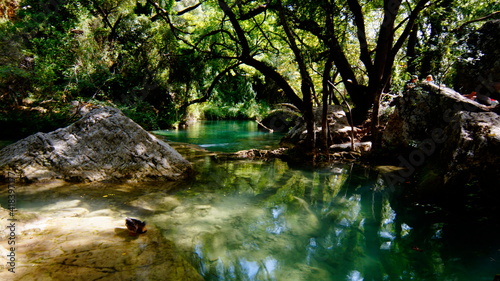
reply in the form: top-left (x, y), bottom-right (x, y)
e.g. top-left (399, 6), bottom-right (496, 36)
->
top-left (0, 106), bottom-right (192, 182)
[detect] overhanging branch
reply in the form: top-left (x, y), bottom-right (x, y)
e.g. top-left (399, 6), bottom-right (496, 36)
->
top-left (179, 63), bottom-right (241, 112)
top-left (346, 0), bottom-right (373, 71)
top-left (238, 4), bottom-right (268, 20)
top-left (177, 2), bottom-right (203, 16)
top-left (392, 0), bottom-right (431, 58)
top-left (454, 10), bottom-right (500, 32)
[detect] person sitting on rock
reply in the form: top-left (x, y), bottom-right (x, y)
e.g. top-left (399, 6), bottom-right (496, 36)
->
top-left (476, 88), bottom-right (492, 106)
top-left (406, 75), bottom-right (419, 89)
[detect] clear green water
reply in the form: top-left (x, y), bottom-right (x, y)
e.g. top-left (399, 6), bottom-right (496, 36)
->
top-left (153, 120), bottom-right (284, 152)
top-left (160, 154), bottom-right (500, 281)
top-left (1, 121), bottom-right (499, 280)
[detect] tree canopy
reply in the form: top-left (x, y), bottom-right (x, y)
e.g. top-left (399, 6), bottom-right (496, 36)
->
top-left (0, 0), bottom-right (499, 145)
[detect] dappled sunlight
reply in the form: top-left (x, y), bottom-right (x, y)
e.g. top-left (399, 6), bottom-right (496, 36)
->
top-left (144, 159), bottom-right (381, 280)
top-left (0, 191), bottom-right (203, 280)
top-left (142, 153), bottom-right (499, 280)
top-left (1, 142), bottom-right (498, 280)
top-left (0, 180), bottom-right (67, 195)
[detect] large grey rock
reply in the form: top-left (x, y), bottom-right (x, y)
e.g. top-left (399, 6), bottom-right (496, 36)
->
top-left (280, 105), bottom-right (356, 147)
top-left (383, 81), bottom-right (490, 148)
top-left (381, 81), bottom-right (500, 193)
top-left (258, 109), bottom-right (301, 133)
top-left (0, 106), bottom-right (191, 182)
top-left (440, 111), bottom-right (500, 188)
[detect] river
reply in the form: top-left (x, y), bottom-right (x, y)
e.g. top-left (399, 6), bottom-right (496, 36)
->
top-left (153, 120), bottom-right (284, 153)
top-left (1, 120), bottom-right (499, 280)
top-left (148, 121), bottom-right (500, 280)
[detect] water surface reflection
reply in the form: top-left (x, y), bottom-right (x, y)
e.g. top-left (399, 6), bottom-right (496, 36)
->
top-left (153, 121), bottom-right (284, 152)
top-left (1, 139), bottom-right (499, 280)
top-left (148, 150), bottom-right (499, 281)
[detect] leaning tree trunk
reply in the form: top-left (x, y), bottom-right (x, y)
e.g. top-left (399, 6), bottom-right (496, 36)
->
top-left (277, 0), bottom-right (316, 149)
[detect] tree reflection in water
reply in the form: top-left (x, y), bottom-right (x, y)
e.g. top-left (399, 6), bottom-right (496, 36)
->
top-left (151, 156), bottom-right (499, 281)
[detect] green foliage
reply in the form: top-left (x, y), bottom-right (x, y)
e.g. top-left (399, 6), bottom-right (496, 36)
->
top-left (214, 72), bottom-right (254, 104)
top-left (0, 19), bottom-right (31, 106)
top-left (119, 101), bottom-right (162, 130)
top-left (0, 0), bottom-right (183, 134)
top-left (0, 104), bottom-right (73, 139)
top-left (405, 0), bottom-right (500, 86)
top-left (197, 100), bottom-right (270, 121)
top-left (1, 0), bottom-right (499, 139)
top-left (454, 19), bottom-right (500, 97)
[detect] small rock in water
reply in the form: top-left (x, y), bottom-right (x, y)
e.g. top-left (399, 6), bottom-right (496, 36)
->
top-left (125, 217), bottom-right (147, 236)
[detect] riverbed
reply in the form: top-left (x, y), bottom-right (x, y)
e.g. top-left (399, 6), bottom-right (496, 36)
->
top-left (1, 121), bottom-right (499, 280)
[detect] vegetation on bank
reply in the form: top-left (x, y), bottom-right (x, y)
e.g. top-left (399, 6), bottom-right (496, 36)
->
top-left (0, 0), bottom-right (499, 142)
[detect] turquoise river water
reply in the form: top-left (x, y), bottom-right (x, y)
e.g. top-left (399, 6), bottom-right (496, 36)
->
top-left (2, 120), bottom-right (499, 280)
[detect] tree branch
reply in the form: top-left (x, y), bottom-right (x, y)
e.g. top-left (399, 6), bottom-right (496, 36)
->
top-left (346, 0), bottom-right (373, 71)
top-left (218, 0), bottom-right (250, 56)
top-left (194, 29), bottom-right (237, 49)
top-left (324, 3), bottom-right (359, 88)
top-left (218, 0), bottom-right (304, 110)
top-left (372, 0), bottom-right (402, 85)
top-left (147, 0), bottom-right (191, 40)
top-left (455, 10), bottom-right (500, 32)
top-left (392, 0), bottom-right (430, 55)
top-left (252, 16), bottom-right (281, 55)
top-left (179, 63), bottom-right (241, 112)
top-left (109, 15), bottom-right (124, 42)
top-left (238, 4), bottom-right (268, 20)
top-left (243, 57), bottom-right (304, 110)
top-left (177, 2), bottom-right (203, 16)
top-left (276, 0), bottom-right (315, 147)
top-left (95, 5), bottom-right (113, 30)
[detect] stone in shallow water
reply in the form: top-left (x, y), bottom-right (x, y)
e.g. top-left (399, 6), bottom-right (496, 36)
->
top-left (0, 106), bottom-right (192, 182)
top-left (129, 193), bottom-right (181, 212)
top-left (0, 208), bottom-right (203, 281)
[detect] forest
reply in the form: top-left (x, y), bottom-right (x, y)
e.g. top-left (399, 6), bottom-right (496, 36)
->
top-left (2, 1), bottom-right (500, 280)
top-left (0, 0), bottom-right (499, 147)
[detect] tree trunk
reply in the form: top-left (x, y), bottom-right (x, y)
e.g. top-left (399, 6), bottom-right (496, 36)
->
top-left (277, 0), bottom-right (315, 149)
top-left (218, 0), bottom-right (305, 111)
top-left (406, 25), bottom-right (419, 75)
top-left (321, 57), bottom-right (338, 150)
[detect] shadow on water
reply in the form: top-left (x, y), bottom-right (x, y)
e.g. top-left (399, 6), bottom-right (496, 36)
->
top-left (148, 146), bottom-right (500, 281)
top-left (1, 121), bottom-right (499, 280)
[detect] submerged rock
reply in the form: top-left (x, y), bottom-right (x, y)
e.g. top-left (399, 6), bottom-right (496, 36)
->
top-left (0, 106), bottom-right (191, 182)
top-left (0, 208), bottom-right (203, 281)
